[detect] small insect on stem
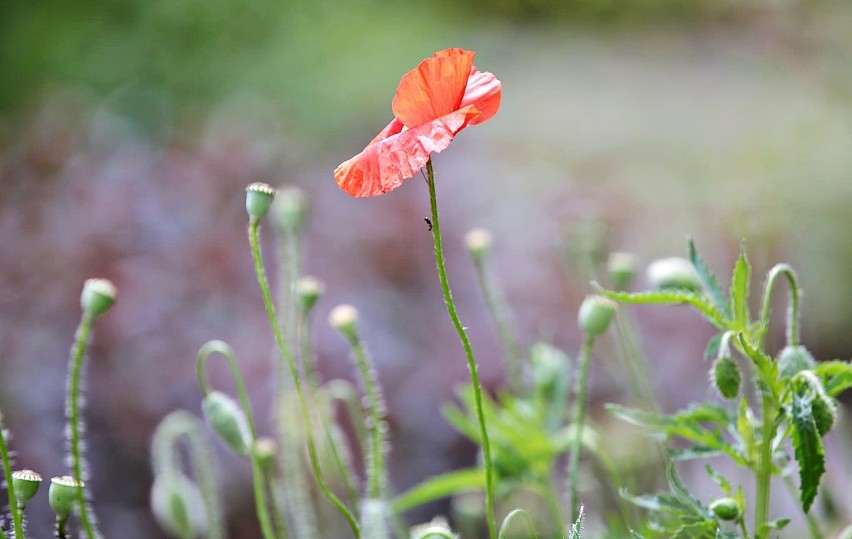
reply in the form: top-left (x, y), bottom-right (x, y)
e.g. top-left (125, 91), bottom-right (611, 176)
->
top-left (424, 218), bottom-right (432, 231)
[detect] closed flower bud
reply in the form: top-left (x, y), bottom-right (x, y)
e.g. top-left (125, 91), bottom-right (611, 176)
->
top-left (253, 437), bottom-right (277, 468)
top-left (270, 186), bottom-right (309, 234)
top-left (464, 228), bottom-right (493, 262)
top-left (646, 257), bottom-right (702, 291)
top-left (245, 182), bottom-right (276, 221)
top-left (150, 475), bottom-right (206, 539)
top-left (202, 391), bottom-right (252, 455)
top-left (12, 470), bottom-right (42, 509)
top-left (49, 476), bottom-right (83, 519)
top-left (578, 295), bottom-right (617, 337)
top-left (711, 356), bottom-right (741, 399)
top-left (777, 345), bottom-right (816, 379)
top-left (80, 278), bottom-right (117, 318)
top-left (607, 252), bottom-right (637, 290)
top-left (329, 304), bottom-right (359, 340)
top-left (295, 276), bottom-right (324, 314)
top-left (710, 497), bottom-right (740, 521)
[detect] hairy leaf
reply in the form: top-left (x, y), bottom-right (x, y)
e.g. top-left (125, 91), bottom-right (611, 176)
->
top-left (737, 334), bottom-right (781, 400)
top-left (593, 285), bottom-right (727, 329)
top-left (814, 360), bottom-right (852, 397)
top-left (704, 464), bottom-right (732, 496)
top-left (789, 395), bottom-right (825, 512)
top-left (730, 245), bottom-right (751, 331)
top-left (688, 238), bottom-right (731, 319)
top-left (390, 468), bottom-right (485, 514)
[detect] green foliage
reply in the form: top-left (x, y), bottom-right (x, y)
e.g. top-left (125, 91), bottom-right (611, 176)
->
top-left (594, 285), bottom-right (728, 329)
top-left (391, 469), bottom-right (486, 514)
top-left (814, 360), bottom-right (852, 397)
top-left (688, 237), bottom-right (730, 319)
top-left (789, 392), bottom-right (825, 513)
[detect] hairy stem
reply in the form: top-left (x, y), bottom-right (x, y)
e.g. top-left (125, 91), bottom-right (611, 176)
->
top-left (757, 264), bottom-right (801, 349)
top-left (0, 410), bottom-right (23, 539)
top-left (568, 335), bottom-right (594, 522)
top-left (754, 394), bottom-right (775, 538)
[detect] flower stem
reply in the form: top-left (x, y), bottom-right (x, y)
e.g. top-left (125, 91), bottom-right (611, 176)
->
top-left (754, 394), bottom-right (775, 538)
top-left (0, 410), bottom-right (23, 539)
top-left (425, 160), bottom-right (497, 539)
top-left (757, 264), bottom-right (801, 349)
top-left (568, 335), bottom-right (594, 522)
top-left (248, 219), bottom-right (361, 538)
top-left (67, 313), bottom-right (98, 539)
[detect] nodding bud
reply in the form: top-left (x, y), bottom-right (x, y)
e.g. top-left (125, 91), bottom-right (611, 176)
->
top-left (711, 356), bottom-right (741, 399)
top-left (150, 475), bottom-right (206, 539)
top-left (578, 295), bottom-right (617, 337)
top-left (49, 476), bottom-right (83, 519)
top-left (464, 228), bottom-right (493, 262)
top-left (777, 345), bottom-right (816, 379)
top-left (245, 182), bottom-right (276, 221)
top-left (329, 304), bottom-right (359, 340)
top-left (794, 371), bottom-right (838, 437)
top-left (646, 257), bottom-right (702, 291)
top-left (607, 252), bottom-right (637, 291)
top-left (253, 437), bottom-right (277, 468)
top-left (295, 276), bottom-right (325, 314)
top-left (202, 391), bottom-right (252, 455)
top-left (710, 497), bottom-right (740, 521)
top-left (12, 470), bottom-right (42, 509)
top-left (271, 186), bottom-right (309, 234)
top-left (80, 278), bottom-right (117, 318)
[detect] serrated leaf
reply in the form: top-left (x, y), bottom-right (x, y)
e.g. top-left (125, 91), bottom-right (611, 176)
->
top-left (704, 333), bottom-right (723, 360)
top-left (688, 238), bottom-right (731, 319)
top-left (730, 245), bottom-right (751, 331)
top-left (672, 520), bottom-right (717, 539)
top-left (568, 505), bottom-right (585, 539)
top-left (667, 462), bottom-right (712, 519)
top-left (593, 284), bottom-right (727, 329)
top-left (390, 468), bottom-right (485, 513)
top-left (620, 490), bottom-right (690, 514)
top-left (758, 518), bottom-right (791, 531)
top-left (704, 464), bottom-right (732, 495)
top-left (735, 398), bottom-right (756, 466)
top-left (670, 446), bottom-right (722, 461)
top-left (814, 360), bottom-right (852, 397)
top-left (737, 334), bottom-right (781, 400)
top-left (790, 395), bottom-right (825, 512)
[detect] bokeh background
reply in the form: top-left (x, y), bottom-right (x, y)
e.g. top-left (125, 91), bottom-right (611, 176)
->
top-left (1, 0), bottom-right (851, 536)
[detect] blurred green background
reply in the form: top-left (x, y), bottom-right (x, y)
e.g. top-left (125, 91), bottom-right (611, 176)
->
top-left (1, 0), bottom-right (851, 537)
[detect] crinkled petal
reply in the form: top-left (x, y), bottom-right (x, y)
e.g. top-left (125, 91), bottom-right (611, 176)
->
top-left (391, 48), bottom-right (474, 129)
top-left (462, 67), bottom-right (502, 126)
top-left (334, 105), bottom-right (478, 197)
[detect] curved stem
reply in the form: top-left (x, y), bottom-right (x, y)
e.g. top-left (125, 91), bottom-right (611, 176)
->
top-left (425, 160), bottom-right (497, 539)
top-left (568, 335), bottom-right (594, 522)
top-left (67, 314), bottom-right (97, 539)
top-left (249, 219), bottom-right (361, 538)
top-left (757, 264), bottom-right (801, 349)
top-left (0, 410), bottom-right (23, 539)
top-left (196, 340), bottom-right (276, 539)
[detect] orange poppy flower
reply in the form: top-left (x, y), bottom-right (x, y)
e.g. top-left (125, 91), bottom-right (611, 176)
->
top-left (334, 48), bottom-right (502, 197)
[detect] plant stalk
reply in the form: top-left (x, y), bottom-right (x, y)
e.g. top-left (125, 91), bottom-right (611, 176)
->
top-left (568, 335), bottom-right (594, 522)
top-left (0, 410), bottom-right (23, 539)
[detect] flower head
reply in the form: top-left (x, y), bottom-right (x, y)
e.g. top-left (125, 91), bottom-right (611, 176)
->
top-left (335, 48), bottom-right (502, 197)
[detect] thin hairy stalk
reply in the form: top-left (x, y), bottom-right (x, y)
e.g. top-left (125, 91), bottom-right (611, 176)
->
top-left (425, 160), bottom-right (497, 539)
top-left (277, 397), bottom-right (317, 539)
top-left (248, 219), bottom-right (361, 538)
top-left (0, 411), bottom-right (23, 539)
top-left (754, 395), bottom-right (775, 538)
top-left (66, 314), bottom-right (98, 539)
top-left (612, 313), bottom-right (658, 413)
top-left (568, 335), bottom-right (594, 522)
top-left (757, 264), bottom-right (801, 349)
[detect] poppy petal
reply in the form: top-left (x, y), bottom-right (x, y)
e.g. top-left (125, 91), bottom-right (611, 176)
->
top-left (334, 105), bottom-right (479, 197)
top-left (391, 49), bottom-right (475, 129)
top-left (462, 68), bottom-right (502, 126)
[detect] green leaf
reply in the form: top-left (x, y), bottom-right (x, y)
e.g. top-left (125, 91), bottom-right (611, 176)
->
top-left (735, 398), bottom-right (756, 466)
top-left (594, 284), bottom-right (727, 329)
top-left (737, 334), bottom-right (781, 400)
top-left (688, 238), bottom-right (730, 320)
top-left (757, 518), bottom-right (791, 536)
top-left (814, 360), bottom-right (852, 397)
top-left (390, 468), bottom-right (485, 514)
top-left (568, 505), bottom-right (585, 539)
top-left (789, 394), bottom-right (825, 512)
top-left (667, 462), bottom-right (712, 519)
top-left (730, 244), bottom-right (751, 331)
top-left (704, 333), bottom-right (723, 360)
top-left (704, 464), bottom-right (732, 496)
top-left (670, 447), bottom-right (721, 461)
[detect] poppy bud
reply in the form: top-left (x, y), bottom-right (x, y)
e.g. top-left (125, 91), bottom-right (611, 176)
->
top-left (245, 182), bottom-right (276, 221)
top-left (777, 345), bottom-right (816, 379)
top-left (150, 475), bottom-right (206, 539)
top-left (607, 252), bottom-right (637, 291)
top-left (295, 276), bottom-right (324, 314)
top-left (270, 186), bottom-right (309, 234)
top-left (578, 295), bottom-right (617, 337)
top-left (464, 228), bottom-right (493, 262)
top-left (12, 469), bottom-right (42, 509)
top-left (49, 476), bottom-right (83, 519)
top-left (812, 393), bottom-right (837, 437)
top-left (202, 391), bottom-right (252, 455)
top-left (711, 356), bottom-right (741, 399)
top-left (710, 497), bottom-right (740, 521)
top-left (253, 437), bottom-right (277, 468)
top-left (80, 278), bottom-right (117, 318)
top-left (646, 257), bottom-right (702, 291)
top-left (329, 304), bottom-right (359, 341)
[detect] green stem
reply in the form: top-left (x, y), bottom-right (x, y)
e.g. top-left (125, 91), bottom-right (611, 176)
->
top-left (67, 314), bottom-right (98, 539)
top-left (757, 264), bottom-right (801, 349)
top-left (0, 410), bottom-right (23, 539)
top-left (542, 478), bottom-right (567, 535)
top-left (754, 394), bottom-right (775, 538)
top-left (425, 160), bottom-right (497, 539)
top-left (738, 517), bottom-right (751, 539)
top-left (196, 340), bottom-right (277, 539)
top-left (568, 335), bottom-right (594, 522)
top-left (248, 219), bottom-right (361, 538)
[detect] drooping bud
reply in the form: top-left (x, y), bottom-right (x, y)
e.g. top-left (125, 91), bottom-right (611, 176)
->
top-left (253, 437), bottom-right (278, 468)
top-left (49, 476), bottom-right (83, 519)
top-left (812, 393), bottom-right (837, 437)
top-left (464, 228), bottom-right (493, 262)
top-left (12, 470), bottom-right (42, 509)
top-left (245, 182), bottom-right (276, 221)
top-left (646, 257), bottom-right (702, 291)
top-left (294, 276), bottom-right (325, 314)
top-left (80, 278), bottom-right (117, 318)
top-left (150, 475), bottom-right (206, 538)
top-left (202, 391), bottom-right (252, 455)
top-left (329, 304), bottom-right (359, 341)
top-left (777, 345), bottom-right (816, 379)
top-left (578, 295), bottom-right (617, 337)
top-left (270, 186), bottom-right (309, 234)
top-left (710, 497), bottom-right (740, 521)
top-left (607, 252), bottom-right (637, 291)
top-left (711, 356), bottom-right (741, 399)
